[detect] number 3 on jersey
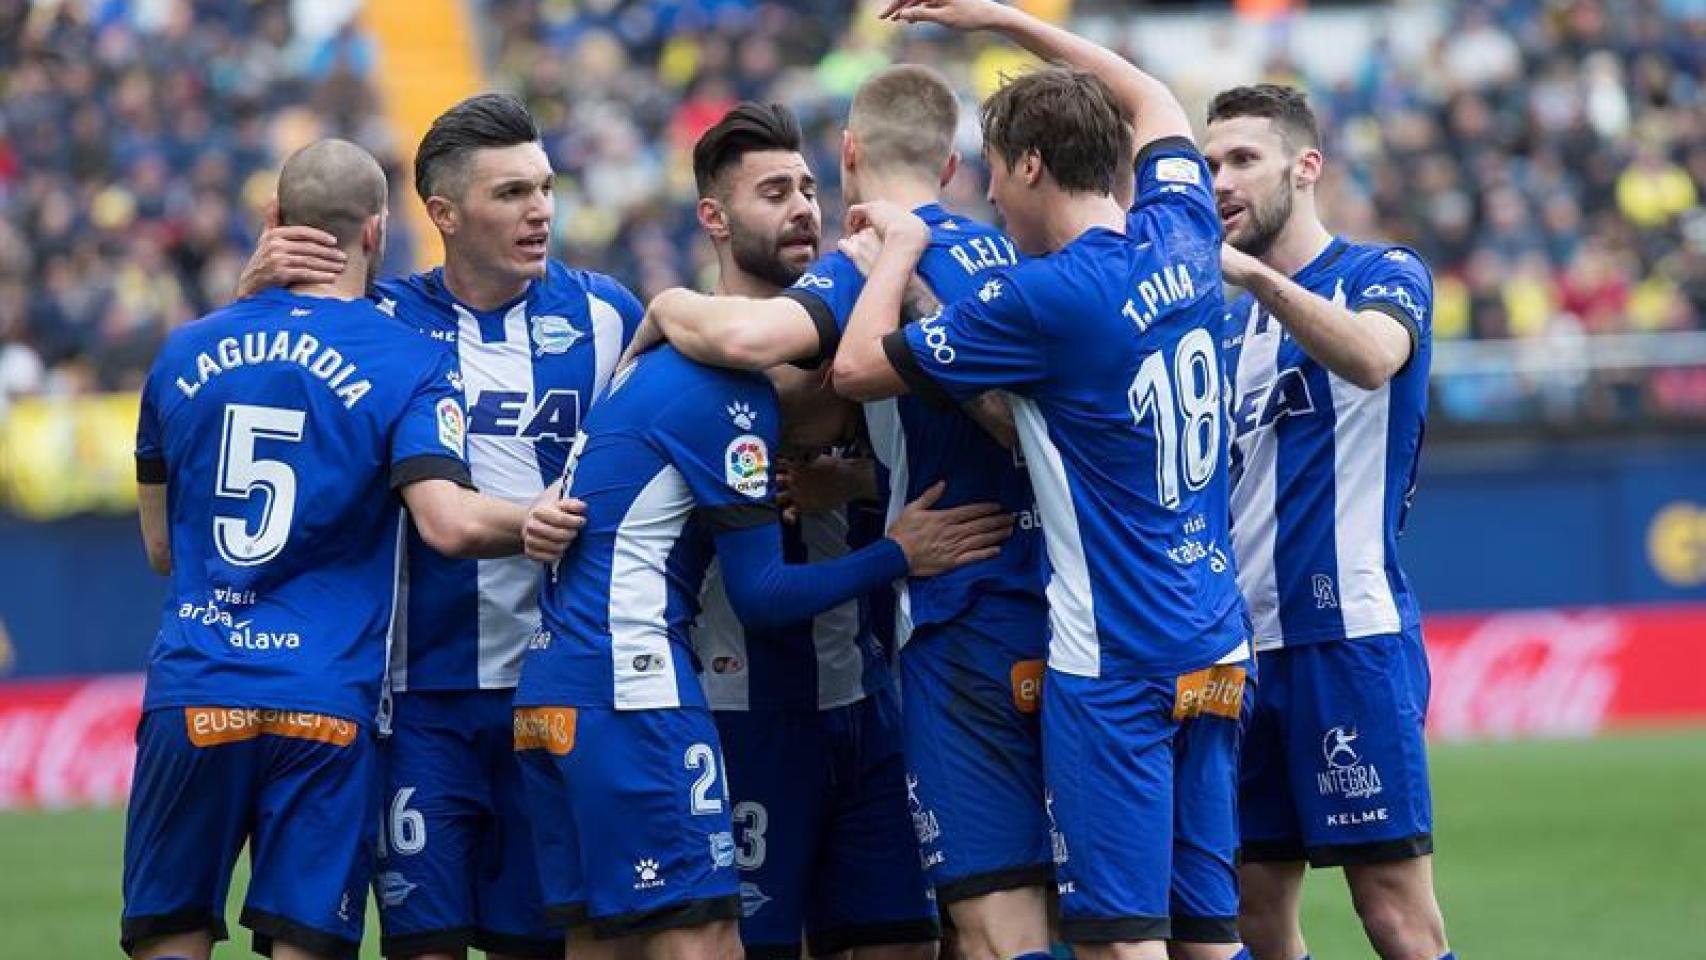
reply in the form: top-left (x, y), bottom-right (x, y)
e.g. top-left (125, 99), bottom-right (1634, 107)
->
top-left (1129, 328), bottom-right (1222, 509)
top-left (214, 403), bottom-right (305, 565)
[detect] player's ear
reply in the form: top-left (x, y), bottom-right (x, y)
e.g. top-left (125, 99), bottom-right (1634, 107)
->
top-left (425, 195), bottom-right (458, 237)
top-left (1295, 148), bottom-right (1324, 191)
top-left (1020, 149), bottom-right (1044, 187)
top-left (697, 196), bottom-right (729, 241)
top-left (841, 130), bottom-right (857, 175)
top-left (939, 150), bottom-right (959, 189)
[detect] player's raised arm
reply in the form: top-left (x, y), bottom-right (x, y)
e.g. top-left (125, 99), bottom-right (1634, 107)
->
top-left (830, 201), bottom-right (931, 400)
top-left (645, 287), bottom-right (823, 371)
top-left (882, 0), bottom-right (1192, 150)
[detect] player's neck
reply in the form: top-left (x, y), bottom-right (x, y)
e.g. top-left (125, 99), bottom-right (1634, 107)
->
top-left (712, 251), bottom-right (781, 300)
top-left (441, 252), bottom-right (530, 312)
top-left (857, 172), bottom-right (939, 213)
top-left (1260, 211), bottom-right (1335, 279)
top-left (290, 256), bottom-right (368, 301)
top-left (1043, 192), bottom-right (1126, 251)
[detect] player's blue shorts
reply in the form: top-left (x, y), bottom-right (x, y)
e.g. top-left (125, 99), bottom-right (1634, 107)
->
top-left (121, 706), bottom-right (380, 959)
top-left (375, 689), bottom-right (560, 958)
top-left (1239, 630), bottom-right (1435, 867)
top-left (1044, 660), bottom-right (1251, 945)
top-left (898, 592), bottom-right (1052, 905)
top-left (716, 685), bottom-right (939, 959)
top-left (515, 704), bottom-right (741, 939)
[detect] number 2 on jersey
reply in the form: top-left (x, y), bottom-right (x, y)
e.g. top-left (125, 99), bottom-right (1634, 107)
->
top-left (214, 403), bottom-right (305, 566)
top-left (1128, 328), bottom-right (1222, 508)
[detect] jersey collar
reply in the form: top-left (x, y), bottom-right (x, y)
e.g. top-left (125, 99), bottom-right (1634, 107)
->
top-left (1293, 237), bottom-right (1350, 286)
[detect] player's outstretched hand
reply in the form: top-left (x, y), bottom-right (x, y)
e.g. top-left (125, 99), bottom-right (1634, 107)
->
top-left (523, 484), bottom-right (588, 563)
top-left (887, 481), bottom-right (1013, 577)
top-left (778, 453), bottom-right (871, 523)
top-left (620, 289), bottom-right (688, 368)
top-left (838, 228), bottom-right (883, 277)
top-left (879, 0), bottom-right (1009, 31)
top-left (1220, 242), bottom-right (1264, 288)
top-left (846, 202), bottom-right (929, 248)
top-left (236, 201), bottom-right (346, 299)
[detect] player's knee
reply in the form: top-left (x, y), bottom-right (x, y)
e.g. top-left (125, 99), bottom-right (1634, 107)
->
top-left (1348, 882), bottom-right (1444, 960)
top-left (945, 888), bottom-right (1050, 960)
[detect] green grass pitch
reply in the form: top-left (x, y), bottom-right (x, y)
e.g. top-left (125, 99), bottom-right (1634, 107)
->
top-left (3, 728), bottom-right (1703, 958)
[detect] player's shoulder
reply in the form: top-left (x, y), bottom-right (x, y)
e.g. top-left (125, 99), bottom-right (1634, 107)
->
top-left (1340, 240), bottom-right (1434, 285)
top-left (543, 259), bottom-right (642, 312)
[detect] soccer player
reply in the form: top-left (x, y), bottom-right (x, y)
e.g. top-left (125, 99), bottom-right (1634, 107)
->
top-left (511, 336), bottom-right (1013, 958)
top-left (671, 102), bottom-right (941, 960)
top-left (123, 139), bottom-right (546, 960)
top-left (1203, 84), bottom-right (1453, 960)
top-left (835, 3), bottom-right (1255, 959)
top-left (238, 94), bottom-right (638, 960)
top-left (641, 69), bottom-right (1054, 960)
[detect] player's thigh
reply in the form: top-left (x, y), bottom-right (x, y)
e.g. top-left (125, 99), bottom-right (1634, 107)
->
top-left (122, 708), bottom-right (255, 954)
top-left (1170, 662), bottom-right (1253, 946)
top-left (713, 707), bottom-right (822, 959)
top-left (375, 691), bottom-right (489, 954)
top-left (245, 713), bottom-right (380, 959)
top-left (897, 619), bottom-right (1052, 907)
top-left (1237, 648), bottom-right (1306, 864)
top-left (1284, 634), bottom-right (1435, 868)
top-left (1043, 670), bottom-right (1175, 946)
top-left (567, 706), bottom-right (741, 940)
top-left (472, 695), bottom-right (564, 959)
top-left (806, 691), bottom-right (941, 957)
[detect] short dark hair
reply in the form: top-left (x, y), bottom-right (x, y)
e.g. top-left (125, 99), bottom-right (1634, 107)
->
top-left (278, 139), bottom-right (386, 246)
top-left (980, 66), bottom-right (1131, 196)
top-left (1206, 84), bottom-right (1321, 150)
top-left (692, 101), bottom-right (803, 198)
top-left (414, 92), bottom-right (541, 202)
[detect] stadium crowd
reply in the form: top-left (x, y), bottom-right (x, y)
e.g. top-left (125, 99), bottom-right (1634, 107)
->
top-left (1, 0), bottom-right (1703, 423)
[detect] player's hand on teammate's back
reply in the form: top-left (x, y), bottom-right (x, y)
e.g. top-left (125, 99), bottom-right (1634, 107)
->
top-left (846, 202), bottom-right (930, 248)
top-left (235, 205), bottom-right (347, 298)
top-left (838, 227), bottom-right (884, 276)
top-left (879, 0), bottom-right (1007, 31)
top-left (1220, 242), bottom-right (1264, 288)
top-left (777, 453), bottom-right (873, 523)
top-left (523, 483), bottom-right (588, 563)
top-left (886, 481), bottom-right (1013, 577)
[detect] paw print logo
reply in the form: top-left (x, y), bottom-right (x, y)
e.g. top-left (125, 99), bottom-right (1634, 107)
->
top-left (726, 401), bottom-right (757, 430)
top-left (636, 859), bottom-right (660, 882)
top-left (977, 279), bottom-right (1003, 303)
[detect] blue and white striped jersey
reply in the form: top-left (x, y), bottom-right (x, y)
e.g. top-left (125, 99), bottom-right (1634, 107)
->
top-left (517, 346), bottom-right (909, 711)
top-left (134, 289), bottom-right (469, 725)
top-left (379, 261), bottom-right (641, 692)
top-left (783, 204), bottom-right (1046, 652)
top-left (885, 138), bottom-right (1250, 679)
top-left (1223, 238), bottom-right (1432, 651)
top-left (693, 508), bottom-right (891, 712)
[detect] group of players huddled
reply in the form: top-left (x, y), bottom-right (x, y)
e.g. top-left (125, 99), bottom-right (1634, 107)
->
top-left (120, 3), bottom-right (1458, 960)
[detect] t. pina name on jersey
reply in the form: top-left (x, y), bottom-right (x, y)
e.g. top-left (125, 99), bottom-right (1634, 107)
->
top-left (1121, 263), bottom-right (1196, 332)
top-left (175, 330), bottom-right (372, 409)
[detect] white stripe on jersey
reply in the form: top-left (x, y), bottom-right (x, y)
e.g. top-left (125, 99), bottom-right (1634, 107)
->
top-left (1329, 375), bottom-right (1403, 638)
top-left (588, 292), bottom-right (625, 398)
top-left (863, 399), bottom-right (914, 649)
top-left (611, 468), bottom-right (692, 709)
top-left (1010, 397), bottom-right (1098, 677)
top-left (459, 302), bottom-right (545, 688)
top-left (802, 510), bottom-right (866, 709)
top-left (1230, 298), bottom-right (1284, 650)
top-left (694, 559), bottom-right (748, 710)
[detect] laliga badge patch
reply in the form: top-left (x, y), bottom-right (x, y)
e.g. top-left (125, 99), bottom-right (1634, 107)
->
top-left (436, 397), bottom-right (466, 454)
top-left (1155, 156), bottom-right (1201, 186)
top-left (725, 434), bottom-right (769, 499)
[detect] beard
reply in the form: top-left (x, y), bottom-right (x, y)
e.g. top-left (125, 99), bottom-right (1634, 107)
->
top-left (1228, 173), bottom-right (1293, 259)
top-left (729, 219), bottom-right (817, 289)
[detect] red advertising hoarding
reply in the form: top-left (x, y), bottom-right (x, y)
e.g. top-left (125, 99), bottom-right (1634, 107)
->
top-left (0, 606), bottom-right (1702, 809)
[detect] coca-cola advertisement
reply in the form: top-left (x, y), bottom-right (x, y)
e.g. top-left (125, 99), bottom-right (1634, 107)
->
top-left (0, 605), bottom-right (1703, 809)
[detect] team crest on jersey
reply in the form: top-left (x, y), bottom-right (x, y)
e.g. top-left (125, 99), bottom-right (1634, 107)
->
top-left (725, 434), bottom-right (769, 498)
top-left (436, 398), bottom-right (466, 454)
top-left (1155, 156), bottom-right (1202, 185)
top-left (530, 314), bottom-right (583, 356)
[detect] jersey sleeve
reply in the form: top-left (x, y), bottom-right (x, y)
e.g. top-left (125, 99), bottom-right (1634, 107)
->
top-left (1347, 248), bottom-right (1434, 352)
top-left (1128, 136), bottom-right (1221, 246)
top-left (652, 374), bottom-right (784, 531)
top-left (779, 251), bottom-right (865, 367)
top-left (712, 522), bottom-right (907, 632)
top-left (134, 365), bottom-right (167, 484)
top-left (390, 349), bottom-right (474, 489)
top-left (586, 271), bottom-right (646, 348)
top-left (880, 271), bottom-right (1047, 404)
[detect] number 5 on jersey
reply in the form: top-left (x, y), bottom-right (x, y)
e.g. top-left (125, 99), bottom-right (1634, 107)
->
top-left (214, 403), bottom-right (306, 565)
